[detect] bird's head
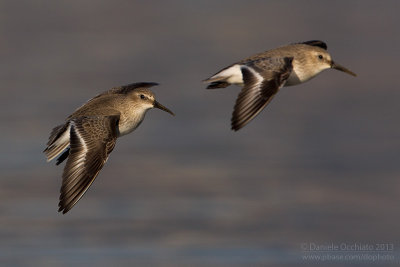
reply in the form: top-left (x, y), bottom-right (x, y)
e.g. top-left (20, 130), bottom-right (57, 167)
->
top-left (308, 48), bottom-right (357, 77)
top-left (132, 88), bottom-right (175, 116)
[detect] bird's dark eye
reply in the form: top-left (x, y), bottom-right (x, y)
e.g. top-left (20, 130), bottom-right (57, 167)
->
top-left (140, 94), bottom-right (146, 100)
top-left (318, 55), bottom-right (323, 60)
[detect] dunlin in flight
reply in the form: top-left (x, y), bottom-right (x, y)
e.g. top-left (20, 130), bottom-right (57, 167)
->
top-left (204, 40), bottom-right (356, 131)
top-left (44, 82), bottom-right (174, 214)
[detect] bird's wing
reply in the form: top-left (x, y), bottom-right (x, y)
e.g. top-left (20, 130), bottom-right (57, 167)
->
top-left (44, 123), bottom-right (70, 162)
top-left (58, 115), bottom-right (119, 214)
top-left (91, 82), bottom-right (159, 99)
top-left (300, 40), bottom-right (327, 50)
top-left (231, 57), bottom-right (293, 131)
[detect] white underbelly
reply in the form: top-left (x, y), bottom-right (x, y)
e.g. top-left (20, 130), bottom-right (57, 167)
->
top-left (118, 120), bottom-right (141, 136)
top-left (285, 71), bottom-right (303, 86)
top-left (117, 113), bottom-right (145, 136)
top-left (285, 65), bottom-right (321, 86)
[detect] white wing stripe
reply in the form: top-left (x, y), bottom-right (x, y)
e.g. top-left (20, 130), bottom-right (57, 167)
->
top-left (70, 121), bottom-right (88, 169)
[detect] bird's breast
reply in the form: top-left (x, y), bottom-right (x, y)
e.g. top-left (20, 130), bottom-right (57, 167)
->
top-left (285, 64), bottom-right (318, 86)
top-left (117, 113), bottom-right (145, 136)
top-left (285, 71), bottom-right (303, 86)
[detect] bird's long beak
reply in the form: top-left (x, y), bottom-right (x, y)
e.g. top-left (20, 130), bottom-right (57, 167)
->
top-left (154, 101), bottom-right (175, 116)
top-left (331, 61), bottom-right (357, 77)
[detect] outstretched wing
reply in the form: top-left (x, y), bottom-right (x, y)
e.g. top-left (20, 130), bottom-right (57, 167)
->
top-left (58, 115), bottom-right (119, 214)
top-left (231, 57), bottom-right (293, 131)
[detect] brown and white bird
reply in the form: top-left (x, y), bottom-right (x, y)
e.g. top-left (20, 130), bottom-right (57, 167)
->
top-left (204, 40), bottom-right (356, 131)
top-left (44, 82), bottom-right (174, 214)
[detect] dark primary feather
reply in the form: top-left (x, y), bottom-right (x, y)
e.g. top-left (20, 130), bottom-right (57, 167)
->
top-left (58, 115), bottom-right (119, 214)
top-left (88, 82), bottom-right (159, 102)
top-left (44, 124), bottom-right (67, 148)
top-left (108, 82), bottom-right (159, 95)
top-left (231, 57), bottom-right (293, 131)
top-left (56, 148), bottom-right (70, 165)
top-left (301, 40), bottom-right (328, 50)
top-left (207, 81), bottom-right (230, 89)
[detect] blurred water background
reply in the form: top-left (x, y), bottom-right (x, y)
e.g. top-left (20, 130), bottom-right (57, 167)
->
top-left (1, 1), bottom-right (400, 266)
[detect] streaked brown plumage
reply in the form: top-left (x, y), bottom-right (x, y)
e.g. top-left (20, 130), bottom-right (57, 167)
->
top-left (44, 82), bottom-right (174, 214)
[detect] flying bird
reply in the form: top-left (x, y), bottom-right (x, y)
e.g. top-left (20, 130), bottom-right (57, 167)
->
top-left (204, 40), bottom-right (356, 131)
top-left (44, 82), bottom-right (174, 214)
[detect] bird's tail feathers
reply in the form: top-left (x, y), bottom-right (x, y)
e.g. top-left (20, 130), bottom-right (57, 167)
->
top-left (204, 64), bottom-right (242, 89)
top-left (44, 123), bottom-right (70, 162)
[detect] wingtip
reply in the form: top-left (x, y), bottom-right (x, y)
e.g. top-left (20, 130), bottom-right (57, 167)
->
top-left (135, 82), bottom-right (160, 88)
top-left (148, 82), bottom-right (160, 87)
top-left (300, 40), bottom-right (328, 50)
top-left (58, 203), bottom-right (70, 214)
top-left (120, 82), bottom-right (160, 92)
top-left (231, 119), bottom-right (244, 131)
top-left (231, 124), bottom-right (241, 132)
top-left (58, 206), bottom-right (65, 214)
